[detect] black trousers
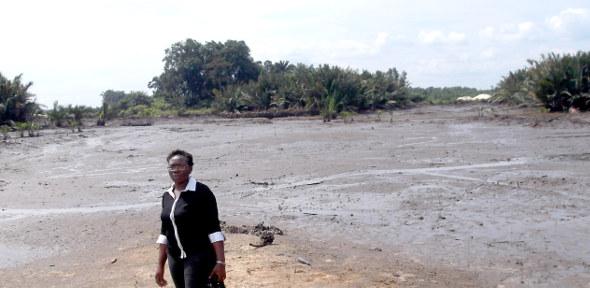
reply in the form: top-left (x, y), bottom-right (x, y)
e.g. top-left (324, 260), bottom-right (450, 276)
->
top-left (168, 251), bottom-right (215, 288)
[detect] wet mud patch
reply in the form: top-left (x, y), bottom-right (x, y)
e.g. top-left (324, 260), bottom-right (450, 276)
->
top-left (159, 126), bottom-right (204, 133)
top-left (2, 106), bottom-right (590, 287)
top-left (0, 179), bottom-right (8, 189)
top-left (546, 152), bottom-right (590, 161)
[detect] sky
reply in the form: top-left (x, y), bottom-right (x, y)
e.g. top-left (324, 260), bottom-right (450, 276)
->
top-left (1, 0), bottom-right (589, 107)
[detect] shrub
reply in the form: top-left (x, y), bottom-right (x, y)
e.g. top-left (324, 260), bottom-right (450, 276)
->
top-left (495, 51), bottom-right (590, 111)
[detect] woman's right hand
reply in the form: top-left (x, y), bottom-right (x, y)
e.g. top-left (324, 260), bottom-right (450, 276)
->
top-left (156, 243), bottom-right (168, 286)
top-left (155, 266), bottom-right (167, 287)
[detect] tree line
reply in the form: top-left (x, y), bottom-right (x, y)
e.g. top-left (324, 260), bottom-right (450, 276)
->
top-left (4, 39), bottom-right (584, 134)
top-left (1, 73), bottom-right (97, 137)
top-left (147, 39), bottom-right (411, 120)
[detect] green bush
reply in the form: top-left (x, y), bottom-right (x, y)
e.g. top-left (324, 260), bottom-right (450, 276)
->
top-left (495, 51), bottom-right (590, 111)
top-left (0, 73), bottom-right (40, 124)
top-left (0, 125), bottom-right (10, 140)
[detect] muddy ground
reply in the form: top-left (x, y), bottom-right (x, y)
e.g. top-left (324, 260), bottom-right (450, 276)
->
top-left (0, 104), bottom-right (589, 287)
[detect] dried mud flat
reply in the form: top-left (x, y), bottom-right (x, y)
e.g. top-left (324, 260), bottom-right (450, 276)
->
top-left (0, 104), bottom-right (589, 287)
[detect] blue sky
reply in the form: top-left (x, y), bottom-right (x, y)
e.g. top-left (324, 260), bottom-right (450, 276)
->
top-left (1, 0), bottom-right (589, 107)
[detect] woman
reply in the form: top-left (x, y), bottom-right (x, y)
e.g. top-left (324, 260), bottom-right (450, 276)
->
top-left (155, 149), bottom-right (226, 287)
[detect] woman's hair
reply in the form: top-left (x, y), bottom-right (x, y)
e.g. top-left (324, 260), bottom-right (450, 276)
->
top-left (167, 149), bottom-right (194, 167)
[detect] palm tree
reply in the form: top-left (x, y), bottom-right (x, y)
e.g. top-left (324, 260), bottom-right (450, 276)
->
top-left (0, 73), bottom-right (39, 124)
top-left (47, 101), bottom-right (68, 127)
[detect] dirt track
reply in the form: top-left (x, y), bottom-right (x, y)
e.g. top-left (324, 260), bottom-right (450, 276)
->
top-left (1, 104), bottom-right (589, 287)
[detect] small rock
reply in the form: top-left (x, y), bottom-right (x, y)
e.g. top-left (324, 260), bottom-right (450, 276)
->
top-left (111, 258), bottom-right (117, 264)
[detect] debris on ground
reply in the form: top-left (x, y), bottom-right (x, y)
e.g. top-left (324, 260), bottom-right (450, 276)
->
top-left (221, 221), bottom-right (284, 236)
top-left (222, 221), bottom-right (283, 248)
top-left (249, 231), bottom-right (275, 248)
top-left (296, 257), bottom-right (311, 266)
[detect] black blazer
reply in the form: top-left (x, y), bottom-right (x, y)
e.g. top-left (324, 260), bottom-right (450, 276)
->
top-left (160, 181), bottom-right (221, 258)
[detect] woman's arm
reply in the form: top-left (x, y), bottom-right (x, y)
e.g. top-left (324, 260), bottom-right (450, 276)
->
top-left (155, 244), bottom-right (168, 287)
top-left (202, 184), bottom-right (226, 281)
top-left (209, 241), bottom-right (226, 282)
top-left (156, 196), bottom-right (169, 287)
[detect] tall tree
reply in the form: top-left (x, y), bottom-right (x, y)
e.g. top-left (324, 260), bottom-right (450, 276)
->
top-left (150, 39), bottom-right (260, 108)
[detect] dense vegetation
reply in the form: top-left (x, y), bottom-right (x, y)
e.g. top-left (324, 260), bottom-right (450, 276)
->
top-left (101, 90), bottom-right (160, 119)
top-left (149, 40), bottom-right (260, 108)
top-left (0, 73), bottom-right (39, 124)
top-left (1, 40), bottom-right (587, 136)
top-left (147, 39), bottom-right (411, 120)
top-left (0, 73), bottom-right (43, 138)
top-left (494, 51), bottom-right (590, 111)
top-left (46, 101), bottom-right (95, 131)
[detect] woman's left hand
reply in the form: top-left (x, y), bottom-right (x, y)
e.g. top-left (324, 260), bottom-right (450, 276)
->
top-left (209, 263), bottom-right (226, 282)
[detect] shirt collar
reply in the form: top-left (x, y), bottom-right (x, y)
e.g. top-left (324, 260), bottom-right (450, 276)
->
top-left (166, 176), bottom-right (197, 198)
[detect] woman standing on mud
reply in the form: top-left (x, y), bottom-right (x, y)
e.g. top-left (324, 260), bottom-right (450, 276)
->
top-left (155, 149), bottom-right (226, 287)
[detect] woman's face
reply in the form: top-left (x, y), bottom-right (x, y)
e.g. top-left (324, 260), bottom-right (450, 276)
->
top-left (167, 155), bottom-right (192, 183)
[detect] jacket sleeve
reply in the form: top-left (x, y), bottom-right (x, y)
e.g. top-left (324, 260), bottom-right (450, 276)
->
top-left (202, 185), bottom-right (224, 242)
top-left (156, 195), bottom-right (168, 245)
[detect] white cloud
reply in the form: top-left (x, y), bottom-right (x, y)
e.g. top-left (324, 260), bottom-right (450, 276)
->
top-left (251, 32), bottom-right (390, 67)
top-left (478, 21), bottom-right (536, 41)
top-left (546, 8), bottom-right (590, 39)
top-left (1, 0), bottom-right (589, 105)
top-left (374, 32), bottom-right (389, 50)
top-left (479, 26), bottom-right (495, 38)
top-left (518, 22), bottom-right (534, 34)
top-left (548, 8), bottom-right (589, 30)
top-left (310, 32), bottom-right (391, 60)
top-left (448, 32), bottom-right (467, 43)
top-left (418, 30), bottom-right (466, 44)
